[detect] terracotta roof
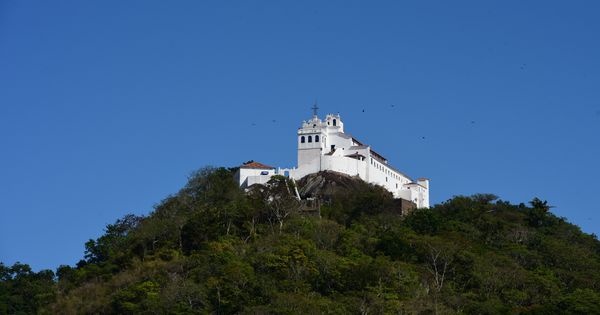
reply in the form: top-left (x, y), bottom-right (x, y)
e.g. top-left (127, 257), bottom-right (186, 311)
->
top-left (240, 161), bottom-right (275, 169)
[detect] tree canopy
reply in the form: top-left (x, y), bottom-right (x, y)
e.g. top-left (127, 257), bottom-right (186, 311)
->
top-left (2, 167), bottom-right (600, 314)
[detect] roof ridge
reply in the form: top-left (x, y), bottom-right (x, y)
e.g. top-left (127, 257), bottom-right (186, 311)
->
top-left (240, 161), bottom-right (275, 169)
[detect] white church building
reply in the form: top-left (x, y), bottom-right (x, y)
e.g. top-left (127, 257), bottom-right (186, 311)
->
top-left (235, 108), bottom-right (430, 208)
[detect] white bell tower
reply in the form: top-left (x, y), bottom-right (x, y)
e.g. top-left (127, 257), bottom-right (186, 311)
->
top-left (296, 104), bottom-right (325, 178)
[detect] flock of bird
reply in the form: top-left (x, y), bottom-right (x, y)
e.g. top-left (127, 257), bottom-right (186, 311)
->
top-left (248, 104), bottom-right (481, 142)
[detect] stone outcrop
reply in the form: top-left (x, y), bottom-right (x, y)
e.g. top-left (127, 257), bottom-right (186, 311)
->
top-left (297, 171), bottom-right (377, 199)
top-left (297, 171), bottom-right (416, 215)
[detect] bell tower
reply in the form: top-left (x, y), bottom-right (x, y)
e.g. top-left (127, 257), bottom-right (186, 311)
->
top-left (296, 104), bottom-right (325, 178)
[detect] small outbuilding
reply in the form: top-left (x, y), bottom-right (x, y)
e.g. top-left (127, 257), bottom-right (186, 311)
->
top-left (235, 161), bottom-right (276, 188)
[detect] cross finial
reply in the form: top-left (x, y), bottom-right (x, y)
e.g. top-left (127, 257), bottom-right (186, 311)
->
top-left (311, 102), bottom-right (319, 117)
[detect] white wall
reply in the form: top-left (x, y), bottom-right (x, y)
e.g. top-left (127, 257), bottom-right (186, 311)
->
top-left (246, 174), bottom-right (273, 187)
top-left (238, 168), bottom-right (276, 188)
top-left (297, 122), bottom-right (325, 178)
top-left (321, 155), bottom-right (367, 178)
top-left (325, 133), bottom-right (352, 152)
top-left (239, 113), bottom-right (432, 208)
top-left (367, 156), bottom-right (412, 197)
top-left (417, 179), bottom-right (430, 208)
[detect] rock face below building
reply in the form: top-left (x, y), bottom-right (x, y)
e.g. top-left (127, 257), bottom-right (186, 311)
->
top-left (236, 112), bottom-right (430, 208)
top-left (296, 171), bottom-right (416, 215)
top-left (297, 171), bottom-right (377, 198)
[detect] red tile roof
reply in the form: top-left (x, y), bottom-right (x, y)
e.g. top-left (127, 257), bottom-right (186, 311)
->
top-left (240, 161), bottom-right (275, 169)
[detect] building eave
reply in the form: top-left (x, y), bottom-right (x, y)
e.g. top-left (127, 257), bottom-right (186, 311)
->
top-left (240, 161), bottom-right (276, 170)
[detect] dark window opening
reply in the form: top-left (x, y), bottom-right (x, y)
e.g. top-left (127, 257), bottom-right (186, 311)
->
top-left (308, 135), bottom-right (312, 143)
top-left (315, 135), bottom-right (319, 142)
top-left (331, 145), bottom-right (335, 151)
top-left (333, 119), bottom-right (337, 126)
top-left (301, 136), bottom-right (305, 143)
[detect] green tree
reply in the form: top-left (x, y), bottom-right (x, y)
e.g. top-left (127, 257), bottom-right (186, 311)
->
top-left (0, 262), bottom-right (55, 315)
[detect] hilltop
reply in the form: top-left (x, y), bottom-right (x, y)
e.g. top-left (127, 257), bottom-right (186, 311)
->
top-left (1, 167), bottom-right (600, 314)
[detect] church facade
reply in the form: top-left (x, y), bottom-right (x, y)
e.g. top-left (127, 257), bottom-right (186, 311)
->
top-left (236, 110), bottom-right (430, 208)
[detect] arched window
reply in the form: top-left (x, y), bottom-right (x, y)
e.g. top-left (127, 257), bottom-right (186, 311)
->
top-left (315, 135), bottom-right (319, 142)
top-left (308, 135), bottom-right (312, 143)
top-left (333, 119), bottom-right (337, 126)
top-left (301, 136), bottom-right (305, 143)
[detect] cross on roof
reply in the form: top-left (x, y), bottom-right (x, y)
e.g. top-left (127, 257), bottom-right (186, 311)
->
top-left (311, 102), bottom-right (319, 117)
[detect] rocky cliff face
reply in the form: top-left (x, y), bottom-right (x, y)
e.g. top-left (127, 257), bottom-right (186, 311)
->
top-left (296, 171), bottom-right (416, 214)
top-left (297, 171), bottom-right (383, 199)
top-left (245, 171), bottom-right (416, 215)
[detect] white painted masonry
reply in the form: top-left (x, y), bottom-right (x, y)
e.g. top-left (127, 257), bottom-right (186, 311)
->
top-left (235, 162), bottom-right (277, 189)
top-left (237, 111), bottom-right (430, 208)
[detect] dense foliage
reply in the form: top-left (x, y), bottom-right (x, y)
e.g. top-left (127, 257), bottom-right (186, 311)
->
top-left (2, 167), bottom-right (600, 314)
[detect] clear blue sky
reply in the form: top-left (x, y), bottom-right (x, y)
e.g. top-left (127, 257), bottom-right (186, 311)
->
top-left (1, 1), bottom-right (599, 271)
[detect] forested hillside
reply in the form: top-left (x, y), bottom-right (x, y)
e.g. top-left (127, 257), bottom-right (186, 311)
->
top-left (2, 167), bottom-right (600, 314)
